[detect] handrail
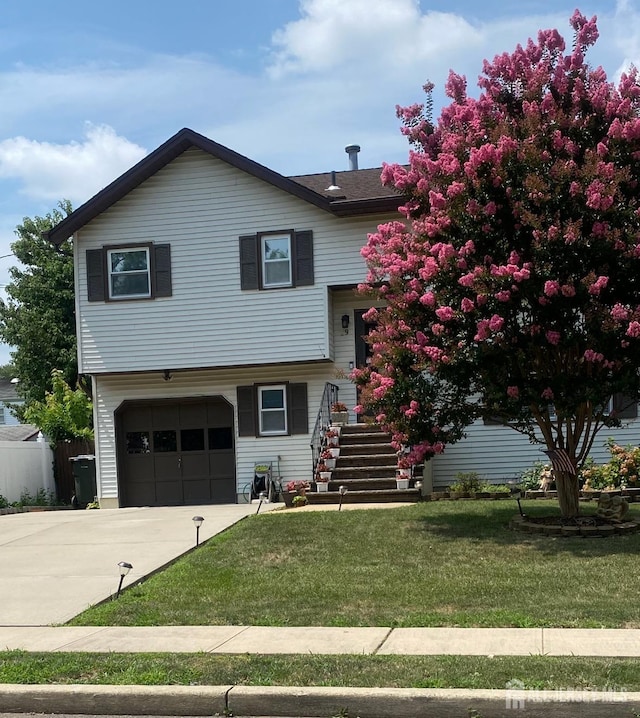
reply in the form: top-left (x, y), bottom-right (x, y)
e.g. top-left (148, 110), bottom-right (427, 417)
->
top-left (310, 382), bottom-right (340, 475)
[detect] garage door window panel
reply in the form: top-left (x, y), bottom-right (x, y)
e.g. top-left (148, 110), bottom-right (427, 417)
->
top-left (153, 430), bottom-right (177, 452)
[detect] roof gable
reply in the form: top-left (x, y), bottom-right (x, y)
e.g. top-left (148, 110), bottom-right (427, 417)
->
top-left (46, 128), bottom-right (402, 245)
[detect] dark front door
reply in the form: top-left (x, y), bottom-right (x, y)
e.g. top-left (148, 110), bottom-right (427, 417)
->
top-left (117, 397), bottom-right (236, 507)
top-left (354, 308), bottom-right (377, 416)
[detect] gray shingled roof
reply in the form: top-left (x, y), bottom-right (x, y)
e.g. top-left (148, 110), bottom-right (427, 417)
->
top-left (0, 378), bottom-right (20, 403)
top-left (290, 167), bottom-right (399, 201)
top-left (0, 424), bottom-right (39, 441)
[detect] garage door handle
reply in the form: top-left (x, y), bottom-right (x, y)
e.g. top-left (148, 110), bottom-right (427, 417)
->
top-left (177, 457), bottom-right (182, 468)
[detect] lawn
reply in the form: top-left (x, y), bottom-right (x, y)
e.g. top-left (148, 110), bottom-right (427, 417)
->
top-left (0, 652), bottom-right (638, 691)
top-left (69, 500), bottom-right (640, 628)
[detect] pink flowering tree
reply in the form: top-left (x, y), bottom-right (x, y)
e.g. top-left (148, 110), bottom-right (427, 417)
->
top-left (355, 11), bottom-right (640, 519)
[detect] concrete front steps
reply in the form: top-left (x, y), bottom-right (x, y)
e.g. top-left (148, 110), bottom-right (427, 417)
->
top-left (308, 423), bottom-right (421, 505)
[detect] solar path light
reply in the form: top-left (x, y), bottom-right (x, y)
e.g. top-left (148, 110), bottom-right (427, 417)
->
top-left (192, 515), bottom-right (204, 546)
top-left (256, 491), bottom-right (267, 515)
top-left (116, 561), bottom-right (132, 599)
top-left (338, 484), bottom-right (348, 511)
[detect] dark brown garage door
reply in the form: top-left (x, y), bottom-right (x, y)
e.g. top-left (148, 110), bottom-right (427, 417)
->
top-left (116, 397), bottom-right (236, 507)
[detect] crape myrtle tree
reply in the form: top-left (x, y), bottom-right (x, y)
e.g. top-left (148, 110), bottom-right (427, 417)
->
top-left (0, 200), bottom-right (78, 410)
top-left (354, 11), bottom-right (640, 519)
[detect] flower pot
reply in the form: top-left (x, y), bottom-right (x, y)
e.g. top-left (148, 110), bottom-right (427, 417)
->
top-left (397, 468), bottom-right (410, 478)
top-left (327, 436), bottom-right (339, 447)
top-left (330, 411), bottom-right (349, 426)
top-left (396, 478), bottom-right (410, 490)
top-left (324, 458), bottom-right (336, 470)
top-left (329, 447), bottom-right (340, 459)
top-left (316, 481), bottom-right (329, 492)
top-left (319, 471), bottom-right (332, 481)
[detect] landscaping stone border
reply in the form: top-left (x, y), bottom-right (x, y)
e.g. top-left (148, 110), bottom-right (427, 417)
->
top-left (509, 514), bottom-right (639, 537)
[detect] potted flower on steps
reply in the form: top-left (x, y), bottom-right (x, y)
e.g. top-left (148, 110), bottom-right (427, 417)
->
top-left (316, 462), bottom-right (331, 491)
top-left (321, 448), bottom-right (336, 470)
top-left (396, 457), bottom-right (413, 490)
top-left (330, 401), bottom-right (349, 426)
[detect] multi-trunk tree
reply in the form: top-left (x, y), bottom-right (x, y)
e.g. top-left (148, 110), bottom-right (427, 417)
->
top-left (355, 11), bottom-right (640, 518)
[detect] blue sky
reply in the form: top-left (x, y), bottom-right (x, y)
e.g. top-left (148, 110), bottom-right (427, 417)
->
top-left (0, 0), bottom-right (637, 365)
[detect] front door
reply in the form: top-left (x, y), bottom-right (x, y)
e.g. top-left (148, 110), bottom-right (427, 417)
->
top-left (354, 309), bottom-right (377, 414)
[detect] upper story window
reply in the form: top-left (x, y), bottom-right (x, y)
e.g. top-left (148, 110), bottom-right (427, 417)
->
top-left (261, 233), bottom-right (292, 288)
top-left (108, 248), bottom-right (151, 299)
top-left (86, 243), bottom-right (172, 302)
top-left (240, 229), bottom-right (314, 291)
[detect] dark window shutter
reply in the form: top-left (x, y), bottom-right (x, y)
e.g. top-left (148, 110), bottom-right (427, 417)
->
top-left (153, 244), bottom-right (172, 297)
top-left (294, 230), bottom-right (314, 286)
top-left (239, 235), bottom-right (259, 290)
top-left (482, 416), bottom-right (503, 425)
top-left (288, 383), bottom-right (308, 435)
top-left (86, 249), bottom-right (105, 302)
top-left (237, 385), bottom-right (256, 436)
top-left (613, 393), bottom-right (637, 419)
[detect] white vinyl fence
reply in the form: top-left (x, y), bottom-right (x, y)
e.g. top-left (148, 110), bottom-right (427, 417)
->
top-left (0, 438), bottom-right (55, 504)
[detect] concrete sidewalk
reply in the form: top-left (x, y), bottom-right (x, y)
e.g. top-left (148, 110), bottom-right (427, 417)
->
top-left (0, 624), bottom-right (639, 656)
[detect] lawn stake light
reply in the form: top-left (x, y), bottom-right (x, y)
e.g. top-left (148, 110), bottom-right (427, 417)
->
top-left (338, 484), bottom-right (348, 511)
top-left (192, 515), bottom-right (204, 546)
top-left (116, 561), bottom-right (132, 599)
top-left (256, 491), bottom-right (267, 515)
top-left (513, 490), bottom-right (526, 517)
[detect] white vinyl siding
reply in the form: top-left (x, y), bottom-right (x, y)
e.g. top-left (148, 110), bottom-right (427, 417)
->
top-left (75, 148), bottom-right (385, 374)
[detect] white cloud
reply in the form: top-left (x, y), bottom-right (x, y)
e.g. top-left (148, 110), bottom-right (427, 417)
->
top-left (0, 124), bottom-right (146, 203)
top-left (269, 0), bottom-right (482, 78)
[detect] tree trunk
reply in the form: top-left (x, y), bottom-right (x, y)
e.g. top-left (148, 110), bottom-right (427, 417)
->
top-left (555, 470), bottom-right (580, 519)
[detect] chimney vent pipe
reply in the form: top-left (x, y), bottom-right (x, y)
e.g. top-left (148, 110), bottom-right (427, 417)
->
top-left (345, 144), bottom-right (360, 171)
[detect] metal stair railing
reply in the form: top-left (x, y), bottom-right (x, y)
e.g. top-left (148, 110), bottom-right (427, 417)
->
top-left (310, 382), bottom-right (340, 475)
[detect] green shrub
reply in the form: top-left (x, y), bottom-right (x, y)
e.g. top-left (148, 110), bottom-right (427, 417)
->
top-left (449, 471), bottom-right (484, 493)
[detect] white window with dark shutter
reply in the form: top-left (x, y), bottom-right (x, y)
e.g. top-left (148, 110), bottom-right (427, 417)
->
top-left (258, 385), bottom-right (288, 435)
top-left (237, 383), bottom-right (308, 437)
top-left (86, 243), bottom-right (172, 302)
top-left (239, 229), bottom-right (314, 290)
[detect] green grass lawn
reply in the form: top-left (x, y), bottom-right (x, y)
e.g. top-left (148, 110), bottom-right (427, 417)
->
top-left (0, 652), bottom-right (638, 691)
top-left (69, 500), bottom-right (640, 628)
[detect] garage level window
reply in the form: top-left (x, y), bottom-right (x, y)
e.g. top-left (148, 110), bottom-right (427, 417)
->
top-left (258, 385), bottom-right (287, 435)
top-left (108, 248), bottom-right (151, 299)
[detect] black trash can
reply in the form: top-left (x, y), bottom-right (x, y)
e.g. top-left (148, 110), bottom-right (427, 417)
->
top-left (69, 455), bottom-right (97, 508)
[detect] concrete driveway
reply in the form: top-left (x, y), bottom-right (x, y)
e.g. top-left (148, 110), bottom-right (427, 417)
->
top-left (0, 504), bottom-right (267, 626)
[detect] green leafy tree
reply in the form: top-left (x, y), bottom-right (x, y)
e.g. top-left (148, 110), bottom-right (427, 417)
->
top-left (356, 12), bottom-right (640, 519)
top-left (24, 369), bottom-right (93, 446)
top-left (0, 200), bottom-right (77, 409)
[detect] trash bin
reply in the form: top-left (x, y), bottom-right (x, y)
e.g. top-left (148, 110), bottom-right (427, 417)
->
top-left (69, 455), bottom-right (97, 508)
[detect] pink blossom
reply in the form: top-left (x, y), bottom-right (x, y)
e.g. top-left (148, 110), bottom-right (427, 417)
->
top-left (435, 306), bottom-right (455, 321)
top-left (431, 323), bottom-right (445, 336)
top-left (461, 297), bottom-right (475, 312)
top-left (560, 284), bottom-right (576, 297)
top-left (419, 292), bottom-right (436, 307)
top-left (584, 349), bottom-right (604, 362)
top-left (488, 314), bottom-right (504, 332)
top-left (546, 330), bottom-right (561, 345)
top-left (544, 280), bottom-right (560, 297)
top-left (626, 321), bottom-right (640, 338)
top-left (495, 290), bottom-right (511, 302)
top-left (507, 386), bottom-right (519, 398)
top-left (541, 387), bottom-right (554, 400)
top-left (611, 304), bottom-right (629, 321)
top-left (588, 275), bottom-right (609, 295)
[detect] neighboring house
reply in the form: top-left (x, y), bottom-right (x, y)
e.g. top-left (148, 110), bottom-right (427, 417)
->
top-left (0, 379), bottom-right (24, 427)
top-left (46, 128), bottom-right (401, 508)
top-left (45, 128), bottom-right (640, 507)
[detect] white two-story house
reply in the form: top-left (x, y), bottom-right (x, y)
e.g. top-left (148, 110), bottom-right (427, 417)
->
top-left (46, 128), bottom-right (403, 508)
top-left (46, 128), bottom-right (640, 507)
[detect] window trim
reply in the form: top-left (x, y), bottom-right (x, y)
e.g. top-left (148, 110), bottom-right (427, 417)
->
top-left (107, 245), bottom-right (152, 300)
top-left (257, 384), bottom-right (288, 436)
top-left (258, 230), bottom-right (293, 289)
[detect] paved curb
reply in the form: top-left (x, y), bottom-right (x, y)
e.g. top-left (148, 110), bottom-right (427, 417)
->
top-left (1, 684), bottom-right (639, 717)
